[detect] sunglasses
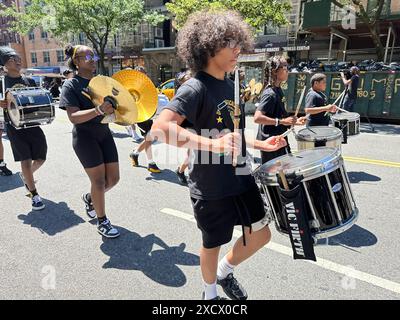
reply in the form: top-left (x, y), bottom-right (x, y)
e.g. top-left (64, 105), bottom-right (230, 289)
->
top-left (8, 56), bottom-right (22, 63)
top-left (76, 54), bottom-right (100, 63)
top-left (224, 39), bottom-right (242, 50)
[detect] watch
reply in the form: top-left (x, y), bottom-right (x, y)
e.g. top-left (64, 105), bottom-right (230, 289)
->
top-left (275, 118), bottom-right (280, 127)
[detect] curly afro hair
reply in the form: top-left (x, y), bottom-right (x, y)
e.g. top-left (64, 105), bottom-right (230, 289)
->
top-left (176, 10), bottom-right (254, 73)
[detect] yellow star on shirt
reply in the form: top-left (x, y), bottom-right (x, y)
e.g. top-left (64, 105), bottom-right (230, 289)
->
top-left (216, 116), bottom-right (223, 123)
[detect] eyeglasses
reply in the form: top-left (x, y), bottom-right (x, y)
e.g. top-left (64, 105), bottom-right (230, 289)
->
top-left (224, 39), bottom-right (242, 50)
top-left (76, 54), bottom-right (100, 63)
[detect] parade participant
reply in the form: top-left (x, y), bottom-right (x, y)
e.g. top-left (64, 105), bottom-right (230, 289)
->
top-left (341, 66), bottom-right (360, 112)
top-left (59, 44), bottom-right (120, 238)
top-left (153, 10), bottom-right (286, 300)
top-left (0, 46), bottom-right (46, 209)
top-left (129, 66), bottom-right (161, 174)
top-left (174, 69), bottom-right (192, 185)
top-left (254, 56), bottom-right (306, 164)
top-left (0, 63), bottom-right (12, 177)
top-left (304, 73), bottom-right (337, 126)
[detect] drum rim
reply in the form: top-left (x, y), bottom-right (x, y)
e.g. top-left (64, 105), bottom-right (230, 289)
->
top-left (296, 126), bottom-right (343, 142)
top-left (331, 112), bottom-right (360, 121)
top-left (273, 207), bottom-right (358, 239)
top-left (253, 147), bottom-right (342, 179)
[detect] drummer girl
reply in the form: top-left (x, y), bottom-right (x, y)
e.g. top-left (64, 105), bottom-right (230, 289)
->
top-left (0, 46), bottom-right (47, 210)
top-left (254, 56), bottom-right (306, 164)
top-left (59, 44), bottom-right (120, 238)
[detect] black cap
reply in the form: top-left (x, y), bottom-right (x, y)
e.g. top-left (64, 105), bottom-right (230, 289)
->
top-left (0, 46), bottom-right (18, 66)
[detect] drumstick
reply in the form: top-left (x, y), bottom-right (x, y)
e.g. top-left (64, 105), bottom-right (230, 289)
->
top-left (324, 90), bottom-right (346, 116)
top-left (335, 105), bottom-right (350, 113)
top-left (277, 86), bottom-right (306, 143)
top-left (277, 161), bottom-right (289, 190)
top-left (232, 67), bottom-right (240, 167)
top-left (294, 86), bottom-right (306, 118)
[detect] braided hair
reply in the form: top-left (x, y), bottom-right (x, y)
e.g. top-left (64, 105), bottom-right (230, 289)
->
top-left (263, 55), bottom-right (287, 88)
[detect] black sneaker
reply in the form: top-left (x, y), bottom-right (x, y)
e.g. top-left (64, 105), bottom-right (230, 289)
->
top-left (148, 162), bottom-right (161, 173)
top-left (97, 219), bottom-right (120, 238)
top-left (32, 195), bottom-right (45, 211)
top-left (129, 152), bottom-right (139, 167)
top-left (217, 273), bottom-right (248, 300)
top-left (175, 168), bottom-right (188, 185)
top-left (82, 193), bottom-right (96, 219)
top-left (0, 161), bottom-right (12, 176)
top-left (201, 292), bottom-right (228, 300)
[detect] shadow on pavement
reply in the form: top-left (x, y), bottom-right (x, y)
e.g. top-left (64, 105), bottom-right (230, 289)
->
top-left (100, 227), bottom-right (199, 287)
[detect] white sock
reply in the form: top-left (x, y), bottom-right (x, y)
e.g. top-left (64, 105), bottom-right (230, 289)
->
top-left (203, 280), bottom-right (217, 300)
top-left (217, 255), bottom-right (235, 280)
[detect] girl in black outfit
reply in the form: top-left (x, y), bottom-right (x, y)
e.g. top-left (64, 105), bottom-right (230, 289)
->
top-left (59, 44), bottom-right (120, 238)
top-left (254, 56), bottom-right (306, 164)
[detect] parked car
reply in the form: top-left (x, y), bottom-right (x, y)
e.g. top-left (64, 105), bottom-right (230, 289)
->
top-left (158, 79), bottom-right (175, 100)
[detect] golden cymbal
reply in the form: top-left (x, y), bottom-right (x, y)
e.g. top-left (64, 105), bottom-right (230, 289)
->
top-left (254, 83), bottom-right (263, 95)
top-left (86, 75), bottom-right (138, 125)
top-left (112, 70), bottom-right (158, 123)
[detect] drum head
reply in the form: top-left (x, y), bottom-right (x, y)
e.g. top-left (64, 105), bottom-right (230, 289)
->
top-left (255, 147), bottom-right (341, 179)
top-left (6, 91), bottom-right (20, 126)
top-left (297, 126), bottom-right (342, 142)
top-left (331, 112), bottom-right (360, 121)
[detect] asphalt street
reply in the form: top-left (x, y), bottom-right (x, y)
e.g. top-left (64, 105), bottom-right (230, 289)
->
top-left (0, 107), bottom-right (399, 300)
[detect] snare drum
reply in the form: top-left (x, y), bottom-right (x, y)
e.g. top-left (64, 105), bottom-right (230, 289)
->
top-left (331, 112), bottom-right (360, 141)
top-left (253, 148), bottom-right (358, 240)
top-left (6, 87), bottom-right (55, 129)
top-left (296, 126), bottom-right (342, 151)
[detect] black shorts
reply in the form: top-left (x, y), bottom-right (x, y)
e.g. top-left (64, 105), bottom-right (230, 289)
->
top-left (191, 184), bottom-right (269, 249)
top-left (6, 124), bottom-right (47, 162)
top-left (72, 124), bottom-right (118, 169)
top-left (137, 119), bottom-right (153, 137)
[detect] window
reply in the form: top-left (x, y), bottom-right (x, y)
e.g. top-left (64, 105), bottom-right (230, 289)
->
top-left (43, 51), bottom-right (50, 63)
top-left (78, 33), bottom-right (85, 44)
top-left (41, 30), bottom-right (48, 39)
top-left (31, 52), bottom-right (37, 64)
top-left (162, 80), bottom-right (174, 90)
top-left (28, 31), bottom-right (35, 40)
top-left (56, 50), bottom-right (64, 63)
top-left (155, 39), bottom-right (164, 48)
top-left (155, 27), bottom-right (163, 38)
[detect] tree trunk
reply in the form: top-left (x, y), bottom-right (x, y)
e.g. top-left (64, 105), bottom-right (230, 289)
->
top-left (369, 24), bottom-right (385, 61)
top-left (98, 46), bottom-right (107, 75)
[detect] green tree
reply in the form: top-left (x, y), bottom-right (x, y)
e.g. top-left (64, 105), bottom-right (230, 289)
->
top-left (1, 0), bottom-right (165, 74)
top-left (165, 0), bottom-right (291, 31)
top-left (332, 0), bottom-right (388, 61)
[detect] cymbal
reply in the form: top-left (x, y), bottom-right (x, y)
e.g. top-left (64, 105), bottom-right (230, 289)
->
top-left (112, 70), bottom-right (158, 123)
top-left (86, 75), bottom-right (138, 125)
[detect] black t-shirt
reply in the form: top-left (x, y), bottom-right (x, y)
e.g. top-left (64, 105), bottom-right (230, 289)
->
top-left (2, 75), bottom-right (37, 123)
top-left (305, 89), bottom-right (330, 126)
top-left (256, 86), bottom-right (288, 140)
top-left (59, 75), bottom-right (104, 126)
top-left (165, 71), bottom-right (254, 200)
top-left (347, 74), bottom-right (359, 100)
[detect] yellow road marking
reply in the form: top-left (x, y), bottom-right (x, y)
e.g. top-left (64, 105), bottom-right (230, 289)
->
top-left (53, 117), bottom-right (400, 168)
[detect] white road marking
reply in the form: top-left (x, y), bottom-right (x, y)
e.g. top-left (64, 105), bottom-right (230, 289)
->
top-left (161, 207), bottom-right (400, 295)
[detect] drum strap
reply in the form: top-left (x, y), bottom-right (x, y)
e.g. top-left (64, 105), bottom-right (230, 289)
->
top-left (278, 176), bottom-right (316, 261)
